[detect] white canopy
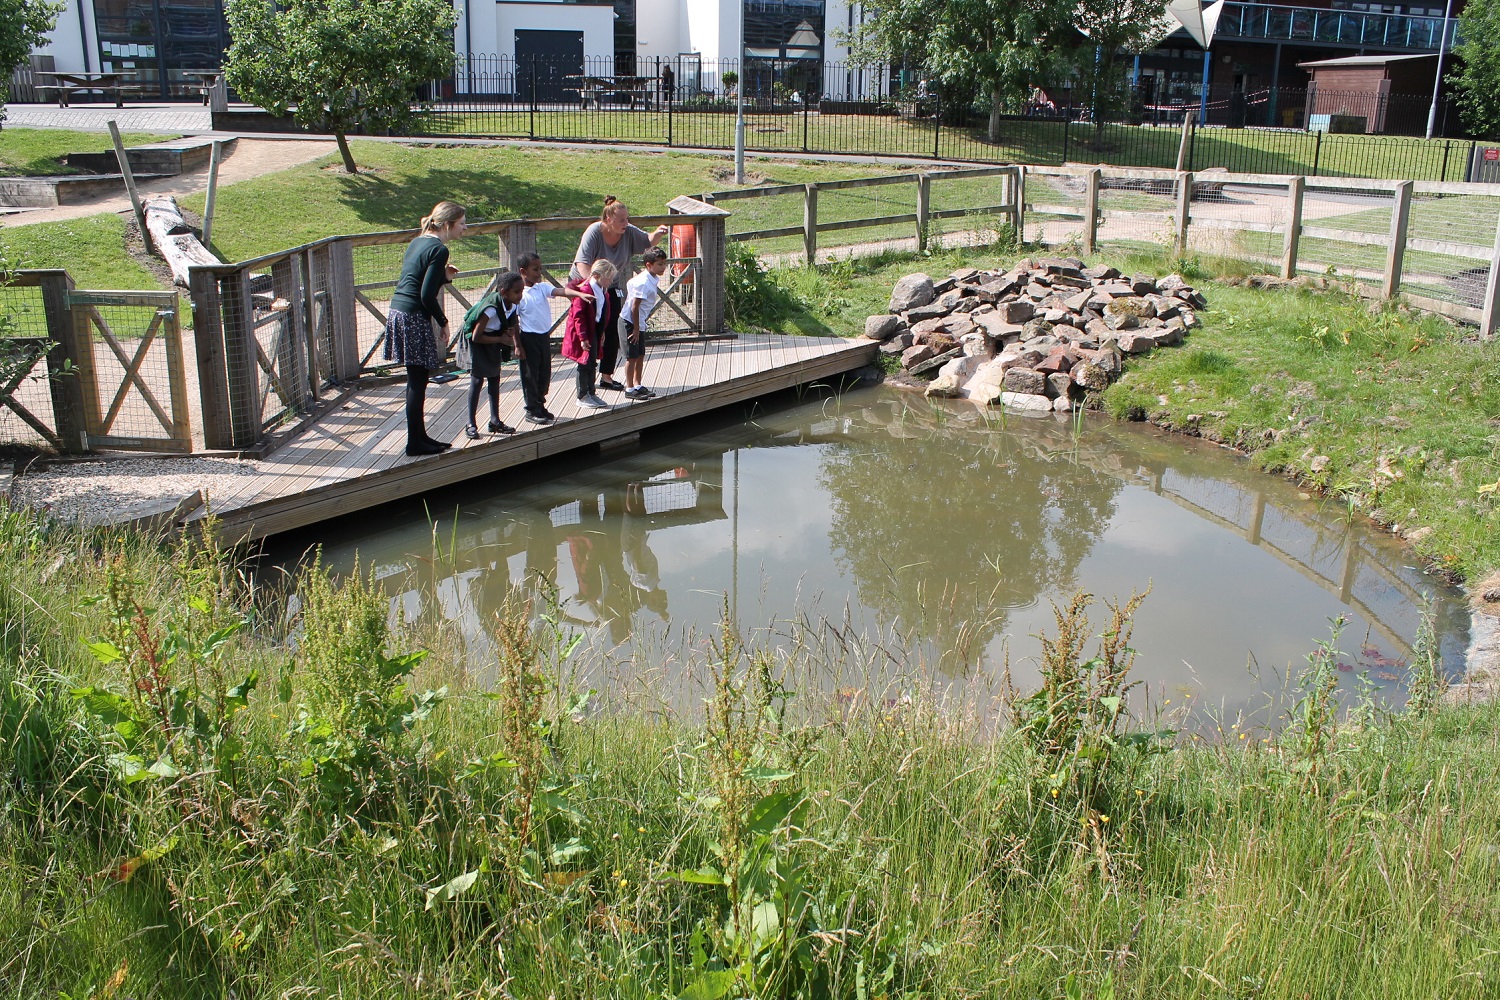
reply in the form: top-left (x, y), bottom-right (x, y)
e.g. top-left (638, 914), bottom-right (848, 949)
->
top-left (1165, 0), bottom-right (1225, 48)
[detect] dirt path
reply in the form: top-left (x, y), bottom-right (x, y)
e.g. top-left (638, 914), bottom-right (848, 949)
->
top-left (1, 138), bottom-right (338, 228)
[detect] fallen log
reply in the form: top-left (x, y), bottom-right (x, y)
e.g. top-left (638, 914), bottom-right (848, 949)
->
top-left (144, 195), bottom-right (221, 287)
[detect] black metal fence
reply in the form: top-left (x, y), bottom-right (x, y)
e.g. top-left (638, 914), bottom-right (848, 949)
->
top-left (392, 56), bottom-right (1477, 182)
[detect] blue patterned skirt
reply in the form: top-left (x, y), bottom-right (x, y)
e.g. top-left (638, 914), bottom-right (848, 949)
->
top-left (383, 307), bottom-right (443, 369)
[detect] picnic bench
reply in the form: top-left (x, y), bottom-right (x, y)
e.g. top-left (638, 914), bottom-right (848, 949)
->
top-left (34, 71), bottom-right (147, 108)
top-left (178, 69), bottom-right (225, 106)
top-left (563, 75), bottom-right (656, 110)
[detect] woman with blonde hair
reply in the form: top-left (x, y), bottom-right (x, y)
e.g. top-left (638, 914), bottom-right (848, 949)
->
top-left (384, 200), bottom-right (465, 456)
top-left (571, 197), bottom-right (668, 392)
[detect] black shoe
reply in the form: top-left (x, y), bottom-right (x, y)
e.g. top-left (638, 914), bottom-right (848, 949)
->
top-left (425, 436), bottom-right (452, 451)
top-left (406, 438), bottom-right (445, 457)
top-left (599, 378), bottom-right (625, 391)
top-left (525, 410), bottom-right (554, 425)
top-left (488, 419), bottom-right (515, 434)
top-left (465, 424), bottom-right (480, 439)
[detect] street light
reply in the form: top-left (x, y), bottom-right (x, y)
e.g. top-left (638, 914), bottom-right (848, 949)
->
top-left (1425, 0), bottom-right (1455, 140)
top-left (734, 0), bottom-right (746, 183)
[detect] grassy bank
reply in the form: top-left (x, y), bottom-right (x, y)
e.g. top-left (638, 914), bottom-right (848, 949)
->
top-left (0, 502), bottom-right (1495, 999)
top-left (0, 127), bottom-right (177, 177)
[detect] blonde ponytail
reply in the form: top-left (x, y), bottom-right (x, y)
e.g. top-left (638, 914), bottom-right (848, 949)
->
top-left (420, 200), bottom-right (466, 234)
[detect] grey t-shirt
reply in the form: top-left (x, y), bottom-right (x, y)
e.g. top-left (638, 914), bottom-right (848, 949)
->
top-left (570, 221), bottom-right (652, 288)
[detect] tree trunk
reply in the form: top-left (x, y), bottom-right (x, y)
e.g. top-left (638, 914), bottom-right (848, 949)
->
top-left (335, 131), bottom-right (359, 174)
top-left (988, 84), bottom-right (1004, 143)
top-left (144, 195), bottom-right (222, 288)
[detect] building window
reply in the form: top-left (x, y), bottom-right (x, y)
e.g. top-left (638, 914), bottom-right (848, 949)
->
top-left (92, 0), bottom-right (230, 96)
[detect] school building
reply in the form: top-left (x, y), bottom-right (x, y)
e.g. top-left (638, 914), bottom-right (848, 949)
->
top-left (18, 0), bottom-right (1464, 120)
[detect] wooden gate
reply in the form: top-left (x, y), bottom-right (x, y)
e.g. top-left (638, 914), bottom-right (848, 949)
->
top-left (68, 289), bottom-right (193, 452)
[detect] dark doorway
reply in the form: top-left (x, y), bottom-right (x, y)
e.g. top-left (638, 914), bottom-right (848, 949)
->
top-left (516, 30), bottom-right (584, 104)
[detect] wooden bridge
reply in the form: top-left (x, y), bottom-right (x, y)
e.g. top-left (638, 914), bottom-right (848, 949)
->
top-left (186, 332), bottom-right (874, 540)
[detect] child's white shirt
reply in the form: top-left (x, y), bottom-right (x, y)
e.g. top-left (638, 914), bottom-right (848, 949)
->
top-left (517, 281), bottom-right (558, 333)
top-left (624, 270), bottom-right (661, 327)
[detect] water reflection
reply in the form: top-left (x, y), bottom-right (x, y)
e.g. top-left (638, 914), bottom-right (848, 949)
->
top-left (288, 387), bottom-right (1468, 718)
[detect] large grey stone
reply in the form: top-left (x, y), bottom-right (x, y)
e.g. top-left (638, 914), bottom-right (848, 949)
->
top-left (1047, 372), bottom-right (1074, 398)
top-left (1002, 368), bottom-right (1047, 394)
top-left (999, 299), bottom-right (1035, 323)
top-left (901, 343), bottom-right (935, 369)
top-left (925, 371), bottom-right (965, 398)
top-left (889, 273), bottom-right (935, 313)
top-left (864, 314), bottom-right (904, 341)
top-left (998, 391), bottom-right (1056, 412)
top-left (909, 346), bottom-right (963, 376)
top-left (906, 301), bottom-right (950, 323)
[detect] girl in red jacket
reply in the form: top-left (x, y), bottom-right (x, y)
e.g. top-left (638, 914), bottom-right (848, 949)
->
top-left (561, 258), bottom-right (621, 410)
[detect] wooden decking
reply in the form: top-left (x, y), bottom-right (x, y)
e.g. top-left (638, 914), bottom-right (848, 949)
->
top-left (192, 333), bottom-right (876, 540)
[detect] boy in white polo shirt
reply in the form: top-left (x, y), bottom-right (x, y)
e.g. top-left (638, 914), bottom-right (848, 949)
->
top-left (516, 251), bottom-right (592, 424)
top-left (621, 247), bottom-right (669, 400)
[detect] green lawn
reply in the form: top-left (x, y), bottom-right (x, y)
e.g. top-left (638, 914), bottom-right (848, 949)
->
top-left (411, 109), bottom-right (1474, 181)
top-left (1096, 257), bottom-right (1500, 582)
top-left (0, 127), bottom-right (177, 176)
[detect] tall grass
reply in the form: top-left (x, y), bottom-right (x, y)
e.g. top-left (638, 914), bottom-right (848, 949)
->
top-left (0, 504), bottom-right (1497, 998)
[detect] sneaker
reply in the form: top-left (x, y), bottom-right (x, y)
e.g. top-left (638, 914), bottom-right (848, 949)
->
top-left (599, 378), bottom-right (625, 391)
top-left (624, 386), bottom-right (654, 400)
top-left (488, 419), bottom-right (515, 434)
top-left (579, 394), bottom-right (609, 409)
top-left (525, 410), bottom-right (554, 425)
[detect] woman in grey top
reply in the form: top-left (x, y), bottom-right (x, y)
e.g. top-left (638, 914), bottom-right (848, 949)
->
top-left (572, 197), bottom-right (668, 392)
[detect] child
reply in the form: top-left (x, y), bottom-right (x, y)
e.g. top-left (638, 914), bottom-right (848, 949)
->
top-left (516, 251), bottom-right (592, 425)
top-left (620, 247), bottom-right (669, 400)
top-left (561, 258), bottom-right (620, 410)
top-left (461, 270), bottom-right (524, 438)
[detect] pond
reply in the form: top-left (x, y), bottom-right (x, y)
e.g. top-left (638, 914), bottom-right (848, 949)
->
top-left (272, 385), bottom-right (1471, 723)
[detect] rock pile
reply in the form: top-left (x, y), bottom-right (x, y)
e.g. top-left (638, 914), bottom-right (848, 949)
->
top-left (864, 258), bottom-right (1208, 413)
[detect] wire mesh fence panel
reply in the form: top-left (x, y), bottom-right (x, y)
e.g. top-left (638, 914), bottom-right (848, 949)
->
top-left (1399, 189), bottom-right (1500, 311)
top-left (71, 292), bottom-right (191, 451)
top-left (810, 179), bottom-right (919, 260)
top-left (349, 241), bottom-right (417, 370)
top-left (719, 187), bottom-right (808, 261)
top-left (1292, 183), bottom-right (1397, 287)
top-left (1023, 170), bottom-right (1090, 250)
top-left (928, 170), bottom-right (1017, 253)
top-left (1096, 173), bottom-right (1179, 256)
top-left (0, 283), bottom-right (56, 448)
top-left (1186, 179), bottom-right (1292, 268)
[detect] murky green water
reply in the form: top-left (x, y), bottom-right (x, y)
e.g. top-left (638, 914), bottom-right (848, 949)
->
top-left (279, 386), bottom-right (1470, 720)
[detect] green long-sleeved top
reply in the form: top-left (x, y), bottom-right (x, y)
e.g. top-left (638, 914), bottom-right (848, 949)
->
top-left (388, 235), bottom-right (451, 327)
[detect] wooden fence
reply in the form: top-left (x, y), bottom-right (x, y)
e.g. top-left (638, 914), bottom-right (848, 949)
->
top-left (715, 164), bottom-right (1500, 337)
top-left (186, 195), bottom-right (729, 451)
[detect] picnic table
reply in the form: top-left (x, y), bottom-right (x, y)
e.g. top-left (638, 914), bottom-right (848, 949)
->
top-left (563, 75), bottom-right (656, 110)
top-left (178, 69), bottom-right (225, 105)
top-left (34, 71), bottom-right (146, 108)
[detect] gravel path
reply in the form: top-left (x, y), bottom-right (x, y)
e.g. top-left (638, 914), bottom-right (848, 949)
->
top-left (11, 456), bottom-right (264, 525)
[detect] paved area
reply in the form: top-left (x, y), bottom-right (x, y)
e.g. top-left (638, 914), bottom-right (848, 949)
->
top-left (5, 102), bottom-right (216, 132)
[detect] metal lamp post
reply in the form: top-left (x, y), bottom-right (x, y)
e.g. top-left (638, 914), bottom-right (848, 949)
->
top-left (1425, 0), bottom-right (1455, 140)
top-left (734, 2), bottom-right (746, 184)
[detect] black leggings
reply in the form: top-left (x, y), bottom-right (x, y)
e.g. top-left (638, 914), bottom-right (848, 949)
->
top-left (468, 375), bottom-right (500, 425)
top-left (405, 364), bottom-right (431, 442)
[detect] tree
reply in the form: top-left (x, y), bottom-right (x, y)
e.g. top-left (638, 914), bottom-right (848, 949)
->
top-left (847, 0), bottom-right (1075, 143)
top-left (1453, 0), bottom-right (1500, 139)
top-left (223, 0), bottom-right (457, 173)
top-left (1071, 0), bottom-right (1173, 143)
top-left (0, 0), bottom-right (63, 126)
